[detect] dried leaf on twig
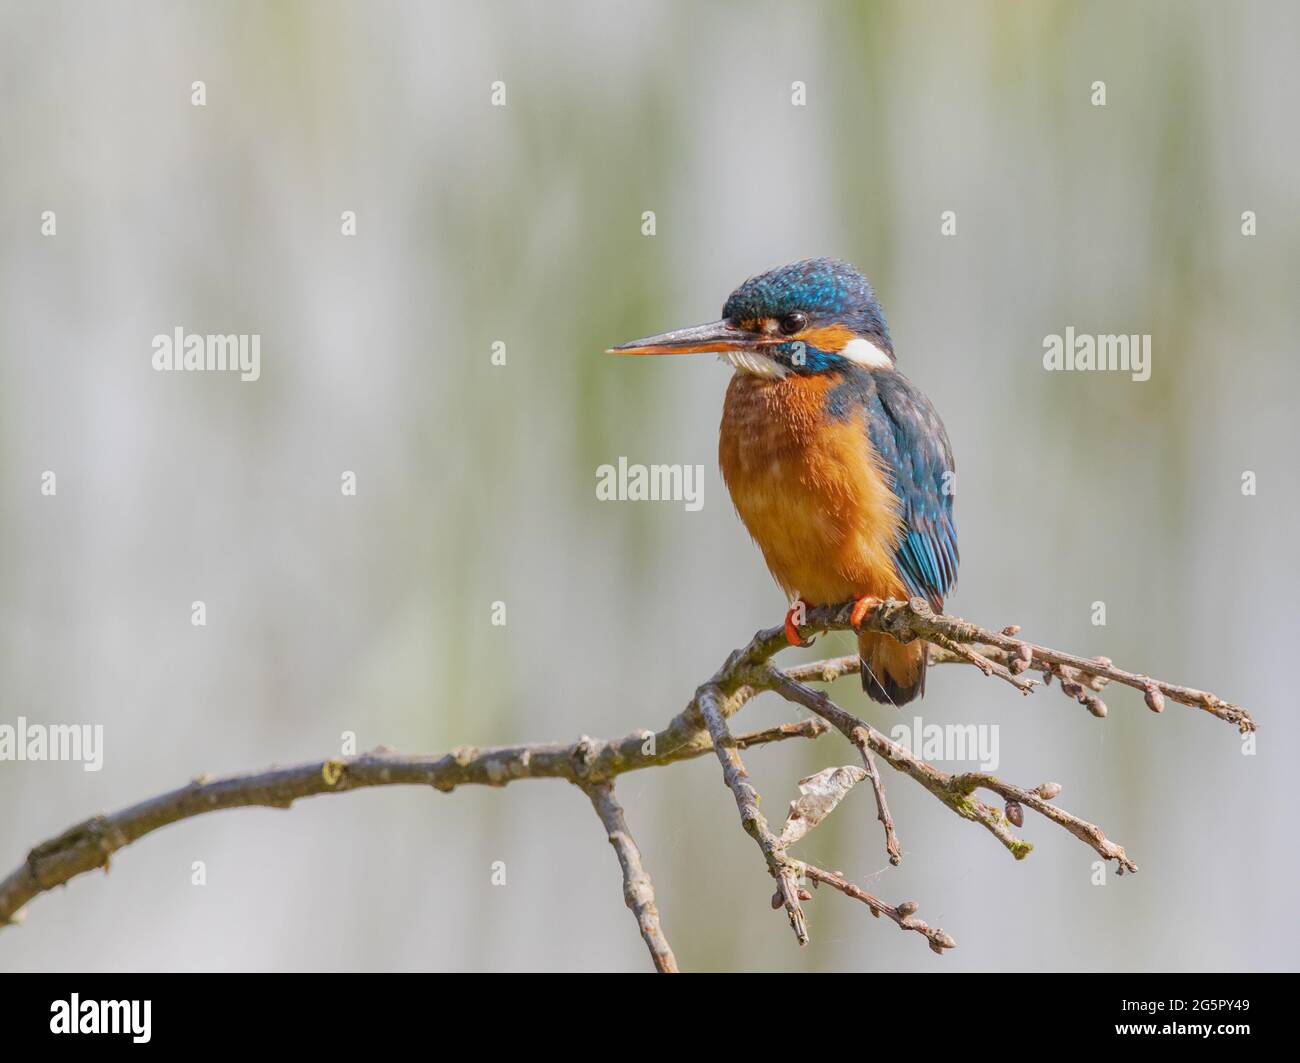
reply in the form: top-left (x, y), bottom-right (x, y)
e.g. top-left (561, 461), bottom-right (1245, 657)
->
top-left (779, 765), bottom-right (868, 845)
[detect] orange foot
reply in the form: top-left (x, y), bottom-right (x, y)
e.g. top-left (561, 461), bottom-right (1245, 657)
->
top-left (785, 600), bottom-right (814, 647)
top-left (850, 595), bottom-right (881, 629)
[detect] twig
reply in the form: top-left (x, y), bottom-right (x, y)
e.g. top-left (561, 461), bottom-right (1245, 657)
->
top-left (791, 647), bottom-right (1110, 698)
top-left (787, 598), bottom-right (1256, 733)
top-left (782, 655), bottom-right (861, 685)
top-left (947, 772), bottom-right (1136, 873)
top-left (859, 745), bottom-right (902, 866)
top-left (736, 717), bottom-right (831, 748)
top-left (772, 663), bottom-right (901, 865)
top-left (801, 863), bottom-right (956, 955)
top-left (696, 685), bottom-right (809, 945)
top-left (763, 667), bottom-right (1134, 870)
top-left (582, 781), bottom-right (678, 972)
top-left (930, 633), bottom-right (1039, 695)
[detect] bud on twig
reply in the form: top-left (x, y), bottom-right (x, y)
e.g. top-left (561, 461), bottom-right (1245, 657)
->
top-left (1035, 782), bottom-right (1063, 800)
top-left (1144, 684), bottom-right (1165, 713)
top-left (1005, 800), bottom-right (1024, 827)
top-left (1010, 642), bottom-right (1033, 674)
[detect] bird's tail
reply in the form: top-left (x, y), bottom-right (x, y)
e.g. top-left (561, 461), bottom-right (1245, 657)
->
top-left (859, 631), bottom-right (928, 706)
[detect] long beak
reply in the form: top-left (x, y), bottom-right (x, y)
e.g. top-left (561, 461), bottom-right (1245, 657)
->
top-left (606, 319), bottom-right (762, 356)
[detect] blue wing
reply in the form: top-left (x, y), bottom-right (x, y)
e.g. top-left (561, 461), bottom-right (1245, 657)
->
top-left (862, 371), bottom-right (959, 610)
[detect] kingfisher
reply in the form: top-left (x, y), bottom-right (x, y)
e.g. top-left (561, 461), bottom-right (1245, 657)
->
top-left (609, 258), bottom-right (958, 705)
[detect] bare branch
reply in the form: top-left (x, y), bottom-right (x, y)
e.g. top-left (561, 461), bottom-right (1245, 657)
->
top-left (696, 684), bottom-right (809, 945)
top-left (582, 781), bottom-right (678, 972)
top-left (763, 667), bottom-right (1134, 870)
top-left (0, 596), bottom-right (1248, 967)
top-left (764, 667), bottom-right (1029, 859)
top-left (775, 665), bottom-right (901, 865)
top-left (0, 715), bottom-right (826, 931)
top-left (786, 598), bottom-right (1256, 733)
top-left (856, 745), bottom-right (901, 866)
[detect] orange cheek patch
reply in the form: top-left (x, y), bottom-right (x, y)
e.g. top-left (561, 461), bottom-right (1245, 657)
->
top-left (794, 323), bottom-right (857, 352)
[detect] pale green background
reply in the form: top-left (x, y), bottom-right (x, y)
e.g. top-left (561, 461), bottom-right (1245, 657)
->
top-left (1, 0), bottom-right (1296, 971)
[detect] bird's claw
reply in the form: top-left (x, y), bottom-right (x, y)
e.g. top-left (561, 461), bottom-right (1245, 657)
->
top-left (785, 601), bottom-right (815, 647)
top-left (850, 595), bottom-right (881, 629)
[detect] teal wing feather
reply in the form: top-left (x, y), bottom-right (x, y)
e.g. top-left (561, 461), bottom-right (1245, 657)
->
top-left (860, 371), bottom-right (959, 610)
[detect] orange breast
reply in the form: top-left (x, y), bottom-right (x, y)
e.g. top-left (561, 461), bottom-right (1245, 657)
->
top-left (717, 371), bottom-right (906, 606)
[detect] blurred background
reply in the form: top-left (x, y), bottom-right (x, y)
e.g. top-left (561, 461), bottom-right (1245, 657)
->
top-left (1, 0), bottom-right (1296, 972)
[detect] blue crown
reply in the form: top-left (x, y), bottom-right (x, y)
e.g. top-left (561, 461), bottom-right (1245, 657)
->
top-left (722, 258), bottom-right (892, 354)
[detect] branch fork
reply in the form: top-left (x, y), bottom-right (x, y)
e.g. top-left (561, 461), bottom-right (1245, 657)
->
top-left (0, 597), bottom-right (1250, 970)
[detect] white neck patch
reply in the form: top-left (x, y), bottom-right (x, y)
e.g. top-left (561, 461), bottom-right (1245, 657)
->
top-left (839, 337), bottom-right (894, 369)
top-left (719, 349), bottom-right (789, 379)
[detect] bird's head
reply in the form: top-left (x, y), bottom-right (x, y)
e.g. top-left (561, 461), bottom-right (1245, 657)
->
top-left (608, 258), bottom-right (894, 378)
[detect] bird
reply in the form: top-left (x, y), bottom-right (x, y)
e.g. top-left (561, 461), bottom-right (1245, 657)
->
top-left (608, 258), bottom-right (957, 705)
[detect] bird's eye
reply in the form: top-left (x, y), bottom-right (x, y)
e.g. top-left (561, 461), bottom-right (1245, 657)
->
top-left (778, 312), bottom-right (807, 336)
